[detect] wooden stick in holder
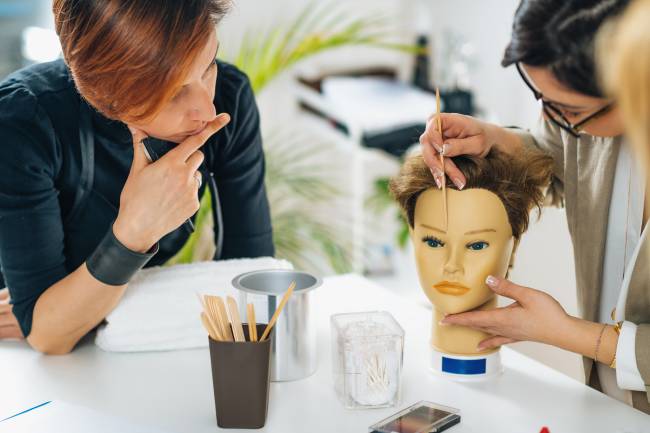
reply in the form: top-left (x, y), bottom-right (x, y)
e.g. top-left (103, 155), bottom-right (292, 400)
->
top-left (260, 281), bottom-right (296, 342)
top-left (226, 296), bottom-right (246, 342)
top-left (208, 295), bottom-right (234, 342)
top-left (247, 303), bottom-right (258, 342)
top-left (200, 312), bottom-right (220, 341)
top-left (197, 293), bottom-right (223, 341)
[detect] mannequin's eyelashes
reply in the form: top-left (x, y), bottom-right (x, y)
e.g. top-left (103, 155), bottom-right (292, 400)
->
top-left (466, 241), bottom-right (490, 251)
top-left (422, 236), bottom-right (445, 248)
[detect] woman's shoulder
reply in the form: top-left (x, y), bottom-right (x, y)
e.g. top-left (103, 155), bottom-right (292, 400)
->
top-left (0, 59), bottom-right (76, 121)
top-left (0, 60), bottom-right (75, 168)
top-left (214, 60), bottom-right (255, 111)
top-left (207, 61), bottom-right (261, 162)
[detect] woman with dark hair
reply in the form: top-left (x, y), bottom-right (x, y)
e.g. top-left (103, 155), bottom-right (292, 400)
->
top-left (420, 0), bottom-right (650, 412)
top-left (0, 0), bottom-right (274, 354)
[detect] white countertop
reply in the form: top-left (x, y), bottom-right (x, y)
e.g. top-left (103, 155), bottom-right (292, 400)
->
top-left (1, 274), bottom-right (649, 432)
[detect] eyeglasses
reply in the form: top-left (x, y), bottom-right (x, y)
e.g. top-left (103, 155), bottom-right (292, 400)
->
top-left (515, 63), bottom-right (613, 138)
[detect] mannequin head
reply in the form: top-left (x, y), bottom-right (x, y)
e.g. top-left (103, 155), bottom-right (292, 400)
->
top-left (390, 150), bottom-right (552, 315)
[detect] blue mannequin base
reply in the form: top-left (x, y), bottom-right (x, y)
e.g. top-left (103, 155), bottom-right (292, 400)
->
top-left (430, 347), bottom-right (503, 381)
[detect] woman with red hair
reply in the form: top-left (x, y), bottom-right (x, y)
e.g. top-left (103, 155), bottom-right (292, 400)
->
top-left (0, 0), bottom-right (274, 354)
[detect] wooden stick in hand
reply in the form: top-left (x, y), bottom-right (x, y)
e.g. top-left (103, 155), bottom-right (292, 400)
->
top-left (260, 281), bottom-right (296, 341)
top-left (436, 87), bottom-right (448, 230)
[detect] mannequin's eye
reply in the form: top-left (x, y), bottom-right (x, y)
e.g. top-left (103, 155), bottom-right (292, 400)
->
top-left (467, 241), bottom-right (489, 251)
top-left (423, 236), bottom-right (445, 248)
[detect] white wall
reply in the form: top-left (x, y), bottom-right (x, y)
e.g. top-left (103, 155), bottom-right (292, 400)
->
top-left (424, 0), bottom-right (541, 126)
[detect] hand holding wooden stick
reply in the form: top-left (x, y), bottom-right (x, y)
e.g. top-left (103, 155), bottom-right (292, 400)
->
top-left (435, 88), bottom-right (448, 230)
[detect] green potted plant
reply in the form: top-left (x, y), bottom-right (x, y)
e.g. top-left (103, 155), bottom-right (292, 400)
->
top-left (169, 3), bottom-right (414, 273)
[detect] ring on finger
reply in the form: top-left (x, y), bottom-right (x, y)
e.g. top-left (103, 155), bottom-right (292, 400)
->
top-left (194, 171), bottom-right (203, 188)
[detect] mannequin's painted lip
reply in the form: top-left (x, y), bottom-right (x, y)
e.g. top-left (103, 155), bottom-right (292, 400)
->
top-left (433, 281), bottom-right (470, 296)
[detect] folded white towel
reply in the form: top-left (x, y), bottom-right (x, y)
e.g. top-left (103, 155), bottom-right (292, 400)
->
top-left (95, 258), bottom-right (293, 352)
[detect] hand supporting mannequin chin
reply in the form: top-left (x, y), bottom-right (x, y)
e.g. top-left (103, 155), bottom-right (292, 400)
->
top-left (390, 150), bottom-right (553, 368)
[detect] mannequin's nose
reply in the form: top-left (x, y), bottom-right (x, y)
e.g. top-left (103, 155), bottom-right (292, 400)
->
top-left (443, 247), bottom-right (464, 276)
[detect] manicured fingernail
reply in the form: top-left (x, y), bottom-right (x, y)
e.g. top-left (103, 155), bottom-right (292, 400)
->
top-left (441, 143), bottom-right (450, 156)
top-left (476, 344), bottom-right (487, 352)
top-left (430, 168), bottom-right (443, 189)
top-left (433, 143), bottom-right (443, 153)
top-left (453, 178), bottom-right (465, 190)
top-left (486, 275), bottom-right (498, 287)
top-left (438, 320), bottom-right (449, 326)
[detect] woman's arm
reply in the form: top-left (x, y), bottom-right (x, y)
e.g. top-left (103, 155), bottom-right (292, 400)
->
top-left (420, 114), bottom-right (566, 206)
top-left (419, 114), bottom-right (525, 188)
top-left (440, 275), bottom-right (619, 365)
top-left (2, 114), bottom-right (229, 354)
top-left (0, 289), bottom-right (23, 339)
top-left (27, 262), bottom-right (128, 354)
top-left (635, 325), bottom-right (650, 394)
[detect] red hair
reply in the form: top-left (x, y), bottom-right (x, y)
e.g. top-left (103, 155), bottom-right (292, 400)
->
top-left (53, 0), bottom-right (231, 122)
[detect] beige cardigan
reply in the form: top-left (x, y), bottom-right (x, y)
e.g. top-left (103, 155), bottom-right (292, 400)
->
top-left (514, 120), bottom-right (650, 413)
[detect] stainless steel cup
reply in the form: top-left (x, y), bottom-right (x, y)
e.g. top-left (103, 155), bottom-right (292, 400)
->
top-left (232, 269), bottom-right (322, 382)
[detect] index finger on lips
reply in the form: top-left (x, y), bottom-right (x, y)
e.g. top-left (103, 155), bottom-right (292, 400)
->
top-left (172, 113), bottom-right (230, 162)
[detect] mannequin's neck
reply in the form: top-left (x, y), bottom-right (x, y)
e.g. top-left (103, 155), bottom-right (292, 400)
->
top-left (431, 297), bottom-right (499, 356)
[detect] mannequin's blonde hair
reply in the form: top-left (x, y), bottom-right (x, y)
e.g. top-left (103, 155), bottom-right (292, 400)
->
top-left (598, 0), bottom-right (650, 170)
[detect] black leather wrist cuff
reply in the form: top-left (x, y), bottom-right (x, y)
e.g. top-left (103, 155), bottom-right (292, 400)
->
top-left (86, 226), bottom-right (158, 286)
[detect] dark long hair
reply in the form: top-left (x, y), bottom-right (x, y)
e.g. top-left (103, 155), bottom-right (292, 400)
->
top-left (502, 0), bottom-right (629, 97)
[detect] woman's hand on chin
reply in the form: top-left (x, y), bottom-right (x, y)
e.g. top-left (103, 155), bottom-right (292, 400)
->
top-left (439, 275), bottom-right (572, 352)
top-left (0, 288), bottom-right (24, 340)
top-left (114, 114), bottom-right (230, 253)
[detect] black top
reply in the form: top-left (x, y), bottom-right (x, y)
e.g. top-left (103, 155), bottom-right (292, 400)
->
top-left (0, 59), bottom-right (274, 337)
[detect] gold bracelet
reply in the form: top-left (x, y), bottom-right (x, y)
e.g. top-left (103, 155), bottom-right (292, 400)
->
top-left (609, 353), bottom-right (617, 369)
top-left (609, 324), bottom-right (618, 368)
top-left (594, 323), bottom-right (608, 364)
top-left (608, 309), bottom-right (622, 368)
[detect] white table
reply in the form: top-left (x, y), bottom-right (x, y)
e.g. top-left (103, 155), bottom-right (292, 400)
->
top-left (1, 274), bottom-right (649, 432)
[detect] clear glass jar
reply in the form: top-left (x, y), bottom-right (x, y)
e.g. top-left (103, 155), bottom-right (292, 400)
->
top-left (331, 311), bottom-right (405, 409)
